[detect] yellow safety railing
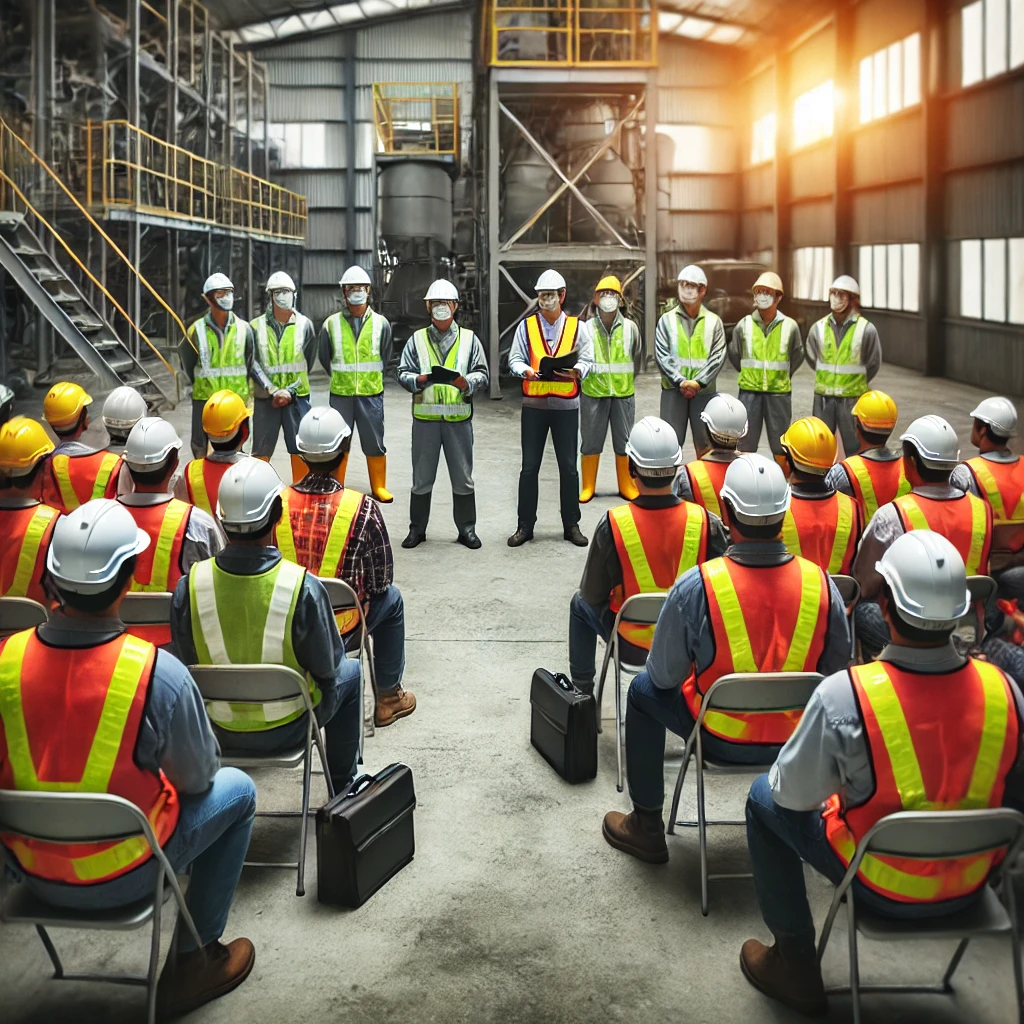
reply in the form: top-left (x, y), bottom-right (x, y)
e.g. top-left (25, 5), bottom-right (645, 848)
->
top-left (372, 83), bottom-right (459, 158)
top-left (488, 0), bottom-right (656, 67)
top-left (221, 166), bottom-right (308, 241)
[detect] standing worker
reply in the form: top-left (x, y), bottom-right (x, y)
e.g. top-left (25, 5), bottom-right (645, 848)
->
top-left (675, 393), bottom-right (747, 516)
top-left (508, 269), bottom-right (588, 548)
top-left (177, 390), bottom-right (250, 518)
top-left (249, 272), bottom-right (316, 482)
top-left (396, 280), bottom-right (489, 549)
top-left (728, 272), bottom-right (803, 472)
top-left (655, 265), bottom-right (727, 458)
top-left (319, 266), bottom-right (393, 502)
top-left (577, 275), bottom-right (640, 503)
top-left (805, 276), bottom-right (882, 458)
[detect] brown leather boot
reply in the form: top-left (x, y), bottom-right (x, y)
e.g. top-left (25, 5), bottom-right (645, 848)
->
top-left (739, 938), bottom-right (827, 1018)
top-left (602, 807), bottom-right (668, 864)
top-left (157, 937), bottom-right (255, 1019)
top-left (375, 686), bottom-right (416, 727)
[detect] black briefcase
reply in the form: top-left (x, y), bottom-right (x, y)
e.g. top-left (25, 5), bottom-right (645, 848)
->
top-left (529, 669), bottom-right (597, 783)
top-left (316, 762), bottom-right (416, 908)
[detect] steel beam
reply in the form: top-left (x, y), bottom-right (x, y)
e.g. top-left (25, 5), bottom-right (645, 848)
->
top-left (833, 3), bottom-right (855, 277)
top-left (345, 32), bottom-right (357, 269)
top-left (772, 52), bottom-right (792, 289)
top-left (487, 74), bottom-right (500, 399)
top-left (644, 67), bottom-right (658, 367)
top-left (922, 0), bottom-right (947, 377)
top-left (128, 0), bottom-right (142, 360)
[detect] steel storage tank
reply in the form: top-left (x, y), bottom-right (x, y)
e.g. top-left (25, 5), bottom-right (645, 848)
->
top-left (378, 160), bottom-right (453, 248)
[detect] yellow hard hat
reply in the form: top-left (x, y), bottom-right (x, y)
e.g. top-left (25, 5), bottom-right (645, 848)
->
top-left (43, 381), bottom-right (92, 430)
top-left (202, 390), bottom-right (249, 439)
top-left (781, 416), bottom-right (836, 474)
top-left (594, 275), bottom-right (623, 296)
top-left (0, 416), bottom-right (55, 476)
top-left (852, 390), bottom-right (898, 433)
top-left (753, 271), bottom-right (784, 295)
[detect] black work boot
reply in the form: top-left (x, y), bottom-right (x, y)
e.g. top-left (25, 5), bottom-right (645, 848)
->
top-left (402, 491), bottom-right (431, 549)
top-left (602, 807), bottom-right (668, 863)
top-left (564, 524), bottom-right (589, 547)
top-left (453, 492), bottom-right (481, 549)
top-left (507, 525), bottom-right (534, 547)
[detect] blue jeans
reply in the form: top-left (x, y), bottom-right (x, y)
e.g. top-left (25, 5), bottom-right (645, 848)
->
top-left (625, 669), bottom-right (781, 810)
top-left (568, 592), bottom-right (611, 686)
top-left (16, 767), bottom-right (257, 952)
top-left (361, 584), bottom-right (406, 692)
top-left (746, 773), bottom-right (980, 958)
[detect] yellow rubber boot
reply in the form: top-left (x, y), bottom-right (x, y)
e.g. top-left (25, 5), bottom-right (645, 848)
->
top-left (615, 454), bottom-right (639, 501)
top-left (579, 454), bottom-right (600, 503)
top-left (290, 455), bottom-right (308, 484)
top-left (367, 455), bottom-right (394, 503)
top-left (332, 451), bottom-right (350, 487)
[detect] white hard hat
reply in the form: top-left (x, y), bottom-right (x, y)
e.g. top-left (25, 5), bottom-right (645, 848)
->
top-left (203, 272), bottom-right (233, 294)
top-left (102, 386), bottom-right (147, 432)
top-left (900, 415), bottom-right (960, 470)
top-left (216, 458), bottom-right (284, 532)
top-left (535, 269), bottom-right (566, 292)
top-left (0, 383), bottom-right (13, 408)
top-left (123, 417), bottom-right (182, 470)
top-left (296, 406), bottom-right (351, 462)
top-left (677, 265), bottom-right (708, 287)
top-left (876, 531), bottom-right (970, 630)
top-left (971, 396), bottom-right (1018, 438)
top-left (47, 498), bottom-right (150, 594)
top-left (719, 453), bottom-right (790, 526)
top-left (425, 279), bottom-right (459, 302)
top-left (624, 416), bottom-right (682, 475)
top-left (266, 271), bottom-right (296, 292)
top-left (700, 394), bottom-right (748, 445)
top-left (340, 266), bottom-right (372, 287)
top-left (829, 275), bottom-right (860, 296)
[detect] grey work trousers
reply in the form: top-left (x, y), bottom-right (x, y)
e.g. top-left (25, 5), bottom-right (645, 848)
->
top-left (813, 394), bottom-right (859, 459)
top-left (190, 398), bottom-right (207, 459)
top-left (579, 394), bottom-right (635, 456)
top-left (737, 390), bottom-right (792, 457)
top-left (329, 393), bottom-right (386, 456)
top-left (251, 395), bottom-right (310, 457)
top-left (411, 417), bottom-right (474, 496)
top-left (659, 386), bottom-right (714, 452)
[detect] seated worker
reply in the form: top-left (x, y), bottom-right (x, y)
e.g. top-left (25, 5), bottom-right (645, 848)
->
top-left (853, 415), bottom-right (993, 659)
top-left (570, 417), bottom-right (727, 694)
top-left (825, 389), bottom-right (908, 523)
top-left (101, 385), bottom-right (148, 496)
top-left (0, 500), bottom-right (257, 1018)
top-left (674, 393), bottom-right (748, 516)
top-left (170, 459), bottom-right (363, 794)
top-left (274, 406), bottom-right (415, 728)
top-left (779, 417), bottom-right (862, 575)
top-left (118, 418), bottom-right (223, 645)
top-left (740, 532), bottom-right (1024, 1017)
top-left (40, 382), bottom-right (122, 512)
top-left (176, 390), bottom-right (250, 517)
top-left (0, 417), bottom-right (59, 603)
top-left (602, 454), bottom-right (850, 864)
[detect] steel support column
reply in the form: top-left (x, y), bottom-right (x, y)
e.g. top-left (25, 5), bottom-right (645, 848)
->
top-left (833, 3), bottom-right (854, 277)
top-left (127, 0), bottom-right (142, 360)
top-left (246, 53), bottom-right (254, 315)
top-left (344, 32), bottom-right (357, 269)
top-left (487, 75), bottom-right (500, 399)
top-left (772, 52), bottom-right (792, 289)
top-left (922, 3), bottom-right (947, 378)
top-left (644, 68), bottom-right (658, 365)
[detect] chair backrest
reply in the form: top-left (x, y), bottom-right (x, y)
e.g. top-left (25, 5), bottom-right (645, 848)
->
top-left (188, 663), bottom-right (314, 709)
top-left (615, 592), bottom-right (667, 628)
top-left (858, 808), bottom-right (1024, 862)
top-left (830, 574), bottom-right (860, 611)
top-left (0, 789), bottom-right (156, 847)
top-left (119, 592), bottom-right (173, 626)
top-left (0, 597), bottom-right (47, 637)
top-left (317, 576), bottom-right (359, 612)
top-left (701, 671), bottom-right (824, 714)
top-left (962, 575), bottom-right (997, 642)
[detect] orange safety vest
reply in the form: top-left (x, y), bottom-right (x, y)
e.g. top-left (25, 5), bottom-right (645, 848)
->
top-left (683, 555), bottom-right (830, 745)
top-left (893, 491), bottom-right (992, 578)
top-left (824, 659), bottom-right (1019, 903)
top-left (965, 455), bottom-right (1024, 554)
top-left (840, 453), bottom-right (909, 523)
top-left (0, 630), bottom-right (179, 884)
top-left (608, 500), bottom-right (709, 650)
top-left (781, 491), bottom-right (860, 575)
top-left (522, 314), bottom-right (580, 399)
top-left (185, 457), bottom-right (235, 517)
top-left (0, 504), bottom-right (60, 604)
top-left (44, 450), bottom-right (121, 513)
top-left (684, 458), bottom-right (732, 518)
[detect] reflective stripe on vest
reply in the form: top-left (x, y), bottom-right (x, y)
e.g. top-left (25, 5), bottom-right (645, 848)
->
top-left (781, 492), bottom-right (857, 574)
top-left (191, 315), bottom-right (250, 402)
top-left (187, 459), bottom-right (212, 515)
top-left (523, 315), bottom-right (580, 399)
top-left (844, 455), bottom-right (910, 522)
top-left (661, 307), bottom-right (721, 389)
top-left (327, 310), bottom-right (384, 396)
top-left (52, 451), bottom-right (121, 511)
top-left (5, 505), bottom-right (58, 598)
top-left (130, 500), bottom-right (190, 592)
top-left (736, 316), bottom-right (795, 394)
top-left (967, 457), bottom-right (1024, 525)
top-left (411, 327), bottom-right (473, 421)
top-left (686, 459), bottom-right (729, 518)
top-left (895, 492), bottom-right (989, 576)
top-left (814, 316), bottom-right (870, 397)
top-left (253, 313), bottom-right (311, 396)
top-left (582, 317), bottom-right (635, 399)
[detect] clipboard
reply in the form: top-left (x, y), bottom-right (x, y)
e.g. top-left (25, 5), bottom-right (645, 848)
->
top-left (538, 350), bottom-right (579, 377)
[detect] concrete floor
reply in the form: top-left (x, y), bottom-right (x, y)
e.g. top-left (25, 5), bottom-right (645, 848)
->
top-left (2, 360), bottom-right (1022, 1023)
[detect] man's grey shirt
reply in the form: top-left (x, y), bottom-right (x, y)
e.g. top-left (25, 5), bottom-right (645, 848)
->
top-left (654, 304), bottom-right (727, 389)
top-left (508, 311), bottom-right (580, 411)
top-left (397, 322), bottom-right (490, 398)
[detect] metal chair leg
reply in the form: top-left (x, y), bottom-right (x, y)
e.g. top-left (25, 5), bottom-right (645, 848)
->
top-left (847, 894), bottom-right (862, 1024)
top-left (614, 651), bottom-right (624, 793)
top-left (941, 937), bottom-right (969, 991)
top-left (666, 731), bottom-right (696, 837)
top-left (595, 639), bottom-right (613, 735)
top-left (313, 724), bottom-right (335, 801)
top-left (1006, 874), bottom-right (1024, 1024)
top-left (146, 870), bottom-right (164, 1024)
top-left (695, 732), bottom-right (709, 916)
top-left (36, 924), bottom-right (64, 979)
top-left (296, 722), bottom-right (314, 897)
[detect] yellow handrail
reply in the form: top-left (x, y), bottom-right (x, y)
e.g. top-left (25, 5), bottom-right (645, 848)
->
top-left (372, 83), bottom-right (459, 158)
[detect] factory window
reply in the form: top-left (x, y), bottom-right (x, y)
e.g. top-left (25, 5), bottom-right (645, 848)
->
top-left (750, 112), bottom-right (776, 165)
top-left (962, 0), bottom-right (1024, 87)
top-left (1011, 239), bottom-right (1024, 324)
top-left (858, 244), bottom-right (920, 312)
top-left (268, 122), bottom-right (328, 169)
top-left (792, 247), bottom-right (833, 301)
top-left (792, 80), bottom-right (834, 149)
top-left (961, 238), bottom-right (1024, 322)
top-left (858, 34), bottom-right (921, 124)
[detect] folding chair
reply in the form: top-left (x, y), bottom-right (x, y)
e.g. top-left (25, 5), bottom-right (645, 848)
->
top-left (0, 790), bottom-right (201, 1024)
top-left (0, 596), bottom-right (47, 638)
top-left (593, 591), bottom-right (667, 793)
top-left (188, 664), bottom-right (333, 897)
top-left (830, 573), bottom-right (860, 663)
top-left (817, 808), bottom-right (1024, 1024)
top-left (666, 671), bottom-right (823, 915)
top-left (119, 592), bottom-right (172, 629)
top-left (963, 574), bottom-right (997, 644)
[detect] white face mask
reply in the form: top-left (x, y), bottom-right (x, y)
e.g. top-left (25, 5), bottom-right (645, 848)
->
top-left (430, 303), bottom-right (453, 322)
top-left (346, 288), bottom-right (368, 307)
top-left (214, 293), bottom-right (234, 312)
top-left (753, 292), bottom-right (775, 311)
top-left (272, 290), bottom-right (294, 311)
top-left (597, 294), bottom-right (619, 314)
top-left (679, 284), bottom-right (700, 305)
top-left (537, 293), bottom-right (560, 313)
top-left (829, 292), bottom-right (849, 314)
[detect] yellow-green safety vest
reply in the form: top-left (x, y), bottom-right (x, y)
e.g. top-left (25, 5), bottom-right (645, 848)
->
top-left (736, 314), bottom-right (797, 394)
top-left (253, 312), bottom-right (311, 396)
top-left (582, 316), bottom-right (635, 399)
top-left (814, 315), bottom-right (870, 397)
top-left (190, 314), bottom-right (250, 402)
top-left (412, 326), bottom-right (473, 422)
top-left (326, 310), bottom-right (384, 396)
top-left (660, 306), bottom-right (722, 390)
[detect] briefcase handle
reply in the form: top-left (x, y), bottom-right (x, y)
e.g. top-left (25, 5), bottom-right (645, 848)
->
top-left (552, 672), bottom-right (575, 693)
top-left (347, 774), bottom-right (374, 798)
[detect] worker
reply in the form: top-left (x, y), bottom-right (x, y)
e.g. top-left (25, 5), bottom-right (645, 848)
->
top-left (396, 280), bottom-right (490, 550)
top-left (804, 275), bottom-right (882, 458)
top-left (674, 393), bottom-right (748, 515)
top-left (275, 406), bottom-right (415, 727)
top-left (179, 272), bottom-right (273, 459)
top-left (739, 532), bottom-right (1023, 1017)
top-left (318, 265), bottom-right (393, 503)
top-left (779, 417), bottom-right (862, 575)
top-left (249, 271), bottom-right (316, 482)
top-left (569, 417), bottom-right (727, 694)
top-left (0, 416), bottom-right (58, 603)
top-left (852, 414), bottom-right (993, 659)
top-left (825, 389), bottom-right (908, 523)
top-left (176, 390), bottom-right (250, 518)
top-left (602, 454), bottom-right (849, 864)
top-left (117, 418), bottom-right (223, 645)
top-left (40, 382), bottom-right (122, 512)
top-left (727, 272), bottom-right (804, 472)
top-left (102, 384), bottom-right (148, 496)
top-left (577, 275), bottom-right (640, 502)
top-left (507, 269), bottom-right (588, 548)
top-left (0, 382), bottom-right (13, 427)
top-left (170, 459), bottom-right (363, 794)
top-left (0, 499), bottom-right (257, 1017)
top-left (655, 265), bottom-right (727, 458)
